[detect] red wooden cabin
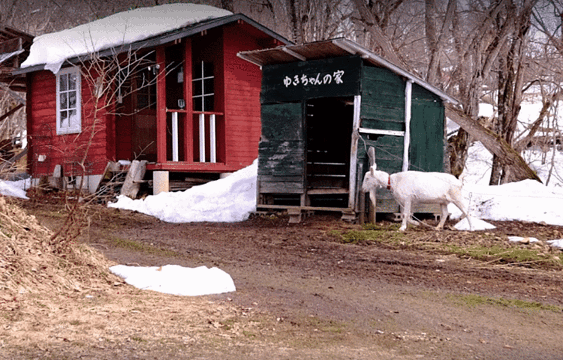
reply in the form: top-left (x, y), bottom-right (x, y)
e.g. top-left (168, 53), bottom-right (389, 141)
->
top-left (14, 8), bottom-right (290, 193)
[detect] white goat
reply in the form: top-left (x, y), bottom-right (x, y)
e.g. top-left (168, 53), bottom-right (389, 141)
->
top-left (361, 164), bottom-right (472, 231)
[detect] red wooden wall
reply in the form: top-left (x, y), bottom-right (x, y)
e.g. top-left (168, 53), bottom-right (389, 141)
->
top-left (27, 69), bottom-right (112, 177)
top-left (221, 23), bottom-right (269, 169)
top-left (27, 20), bottom-right (283, 178)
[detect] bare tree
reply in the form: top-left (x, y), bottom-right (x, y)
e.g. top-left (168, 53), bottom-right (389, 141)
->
top-left (48, 46), bottom-right (171, 244)
top-left (350, 0), bottom-right (408, 67)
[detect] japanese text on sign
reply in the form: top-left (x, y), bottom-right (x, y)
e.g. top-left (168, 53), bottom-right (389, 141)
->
top-left (283, 70), bottom-right (345, 88)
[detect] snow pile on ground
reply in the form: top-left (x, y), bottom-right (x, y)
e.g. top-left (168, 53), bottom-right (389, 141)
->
top-left (109, 160), bottom-right (257, 223)
top-left (0, 179), bottom-right (29, 199)
top-left (508, 236), bottom-right (540, 244)
top-left (109, 265), bottom-right (236, 296)
top-left (547, 240), bottom-right (563, 249)
top-left (454, 216), bottom-right (496, 231)
top-left (447, 140), bottom-right (563, 227)
top-left (21, 3), bottom-right (231, 73)
top-left (460, 180), bottom-right (563, 226)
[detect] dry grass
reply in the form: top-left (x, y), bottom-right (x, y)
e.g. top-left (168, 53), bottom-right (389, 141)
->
top-left (0, 196), bottom-right (120, 307)
top-left (0, 197), bottom-right (282, 359)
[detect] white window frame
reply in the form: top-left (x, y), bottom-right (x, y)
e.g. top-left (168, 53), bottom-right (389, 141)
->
top-left (192, 61), bottom-right (214, 112)
top-left (56, 66), bottom-right (81, 135)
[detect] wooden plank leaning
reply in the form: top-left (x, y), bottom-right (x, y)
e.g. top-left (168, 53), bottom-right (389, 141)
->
top-left (120, 160), bottom-right (147, 199)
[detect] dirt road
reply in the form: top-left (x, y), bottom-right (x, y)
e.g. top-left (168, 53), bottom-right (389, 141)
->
top-left (7, 200), bottom-right (563, 359)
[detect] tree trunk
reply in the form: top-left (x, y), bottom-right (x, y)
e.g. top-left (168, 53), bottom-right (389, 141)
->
top-left (221, 0), bottom-right (234, 13)
top-left (425, 0), bottom-right (456, 85)
top-left (448, 128), bottom-right (469, 178)
top-left (287, 0), bottom-right (304, 44)
top-left (446, 104), bottom-right (541, 183)
top-left (489, 0), bottom-right (534, 185)
top-left (350, 0), bottom-right (406, 67)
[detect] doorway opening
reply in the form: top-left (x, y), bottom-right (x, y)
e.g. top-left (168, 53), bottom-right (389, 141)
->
top-left (305, 97), bottom-right (354, 207)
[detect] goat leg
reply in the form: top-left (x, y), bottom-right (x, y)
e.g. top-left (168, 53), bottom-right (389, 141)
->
top-left (436, 204), bottom-right (449, 230)
top-left (399, 200), bottom-right (412, 231)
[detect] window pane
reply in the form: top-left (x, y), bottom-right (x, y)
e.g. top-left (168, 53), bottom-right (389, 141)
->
top-left (193, 97), bottom-right (202, 111)
top-left (69, 110), bottom-right (78, 127)
top-left (137, 94), bottom-right (148, 109)
top-left (69, 92), bottom-right (76, 108)
top-left (204, 78), bottom-right (214, 95)
top-left (60, 93), bottom-right (68, 110)
top-left (60, 74), bottom-right (68, 91)
top-left (203, 62), bottom-right (213, 77)
top-left (69, 73), bottom-right (77, 90)
top-left (193, 81), bottom-right (202, 96)
top-left (60, 110), bottom-right (68, 128)
top-left (203, 95), bottom-right (214, 111)
top-left (193, 62), bottom-right (202, 79)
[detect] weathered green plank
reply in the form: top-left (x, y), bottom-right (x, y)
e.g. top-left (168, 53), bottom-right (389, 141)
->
top-left (360, 106), bottom-right (404, 123)
top-left (357, 136), bottom-right (404, 175)
top-left (361, 66), bottom-right (406, 126)
top-left (258, 101), bottom-right (306, 195)
top-left (261, 103), bottom-right (303, 141)
top-left (360, 119), bottom-right (405, 132)
top-left (409, 83), bottom-right (445, 173)
top-left (363, 66), bottom-right (405, 87)
top-left (412, 83), bottom-right (442, 103)
top-left (259, 181), bottom-right (304, 194)
top-left (258, 140), bottom-right (305, 176)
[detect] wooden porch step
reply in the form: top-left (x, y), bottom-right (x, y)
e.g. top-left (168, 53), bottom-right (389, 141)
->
top-left (307, 188), bottom-right (349, 195)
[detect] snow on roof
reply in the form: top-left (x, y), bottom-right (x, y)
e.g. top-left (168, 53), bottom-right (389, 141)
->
top-left (21, 3), bottom-right (232, 74)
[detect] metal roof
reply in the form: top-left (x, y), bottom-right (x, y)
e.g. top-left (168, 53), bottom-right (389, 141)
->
top-left (13, 14), bottom-right (291, 75)
top-left (237, 38), bottom-right (458, 104)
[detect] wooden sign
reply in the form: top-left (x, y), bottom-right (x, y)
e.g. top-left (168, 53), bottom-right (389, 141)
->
top-left (261, 55), bottom-right (362, 104)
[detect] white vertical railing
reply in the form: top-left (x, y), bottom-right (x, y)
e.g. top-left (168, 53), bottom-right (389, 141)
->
top-left (199, 113), bottom-right (206, 162)
top-left (169, 111), bottom-right (218, 163)
top-left (171, 112), bottom-right (179, 162)
top-left (209, 114), bottom-right (216, 163)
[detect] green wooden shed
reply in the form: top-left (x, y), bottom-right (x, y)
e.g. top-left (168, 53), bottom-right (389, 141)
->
top-left (238, 38), bottom-right (458, 222)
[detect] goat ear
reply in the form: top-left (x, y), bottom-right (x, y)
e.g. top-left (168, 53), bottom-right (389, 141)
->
top-left (370, 165), bottom-right (375, 176)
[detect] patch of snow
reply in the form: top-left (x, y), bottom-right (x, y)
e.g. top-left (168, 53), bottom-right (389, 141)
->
top-left (454, 216), bottom-right (496, 231)
top-left (547, 240), bottom-right (563, 250)
top-left (449, 180), bottom-right (563, 227)
top-left (508, 236), bottom-right (539, 243)
top-left (0, 179), bottom-right (30, 199)
top-left (21, 3), bottom-right (232, 73)
top-left (108, 160), bottom-right (257, 223)
top-left (110, 264), bottom-right (235, 296)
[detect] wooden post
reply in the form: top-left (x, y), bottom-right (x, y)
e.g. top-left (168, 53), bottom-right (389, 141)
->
top-left (183, 38), bottom-right (194, 162)
top-left (348, 95), bottom-right (362, 209)
top-left (121, 160), bottom-right (147, 199)
top-left (156, 47), bottom-right (167, 164)
top-left (359, 190), bottom-right (365, 225)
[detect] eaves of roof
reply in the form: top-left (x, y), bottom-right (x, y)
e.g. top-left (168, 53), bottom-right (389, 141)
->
top-left (13, 13), bottom-right (292, 75)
